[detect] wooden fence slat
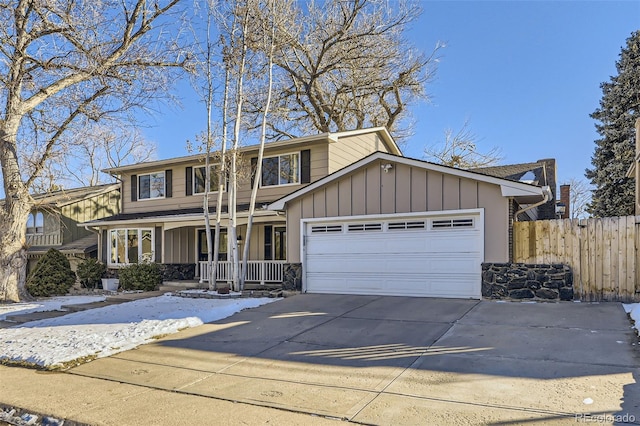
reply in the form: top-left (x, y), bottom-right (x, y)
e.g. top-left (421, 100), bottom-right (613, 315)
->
top-left (512, 215), bottom-right (640, 302)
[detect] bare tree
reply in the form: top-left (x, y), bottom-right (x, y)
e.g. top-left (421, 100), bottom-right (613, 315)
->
top-left (565, 178), bottom-right (592, 219)
top-left (244, 0), bottom-right (440, 141)
top-left (240, 0), bottom-right (279, 290)
top-left (424, 120), bottom-right (503, 168)
top-left (0, 0), bottom-right (188, 302)
top-left (59, 124), bottom-right (156, 187)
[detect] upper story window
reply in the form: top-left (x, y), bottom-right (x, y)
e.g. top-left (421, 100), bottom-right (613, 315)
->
top-left (262, 153), bottom-right (300, 187)
top-left (194, 165), bottom-right (220, 194)
top-left (26, 212), bottom-right (44, 235)
top-left (139, 172), bottom-right (165, 199)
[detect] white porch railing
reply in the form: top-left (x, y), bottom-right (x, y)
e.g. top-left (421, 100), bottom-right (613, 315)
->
top-left (199, 261), bottom-right (286, 285)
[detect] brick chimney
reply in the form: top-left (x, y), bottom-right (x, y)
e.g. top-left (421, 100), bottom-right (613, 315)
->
top-left (559, 184), bottom-right (570, 219)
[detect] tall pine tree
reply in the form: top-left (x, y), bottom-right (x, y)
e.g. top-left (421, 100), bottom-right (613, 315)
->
top-left (586, 31), bottom-right (640, 217)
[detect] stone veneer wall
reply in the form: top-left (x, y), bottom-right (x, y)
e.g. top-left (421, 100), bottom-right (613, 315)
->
top-left (482, 263), bottom-right (574, 301)
top-left (160, 264), bottom-right (196, 281)
top-left (282, 263), bottom-right (302, 291)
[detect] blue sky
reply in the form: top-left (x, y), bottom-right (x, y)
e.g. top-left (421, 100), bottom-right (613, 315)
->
top-left (143, 0), bottom-right (640, 186)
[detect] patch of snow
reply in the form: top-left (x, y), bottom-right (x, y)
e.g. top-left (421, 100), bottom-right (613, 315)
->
top-left (583, 398), bottom-right (594, 405)
top-left (0, 296), bottom-right (106, 321)
top-left (0, 294), bottom-right (277, 369)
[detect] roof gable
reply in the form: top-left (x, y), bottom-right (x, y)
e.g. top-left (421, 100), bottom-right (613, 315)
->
top-left (268, 152), bottom-right (546, 210)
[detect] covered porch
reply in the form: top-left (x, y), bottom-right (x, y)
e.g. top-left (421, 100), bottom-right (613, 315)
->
top-left (83, 208), bottom-right (299, 289)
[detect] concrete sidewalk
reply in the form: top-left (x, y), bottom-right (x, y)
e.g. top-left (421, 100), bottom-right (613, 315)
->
top-left (1, 295), bottom-right (640, 425)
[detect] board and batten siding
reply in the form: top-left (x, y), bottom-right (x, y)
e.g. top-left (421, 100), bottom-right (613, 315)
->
top-left (286, 160), bottom-right (508, 263)
top-left (60, 189), bottom-right (120, 243)
top-left (120, 143), bottom-right (328, 215)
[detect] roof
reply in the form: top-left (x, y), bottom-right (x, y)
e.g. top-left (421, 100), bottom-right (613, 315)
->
top-left (471, 159), bottom-right (554, 185)
top-left (102, 127), bottom-right (402, 174)
top-left (268, 151), bottom-right (547, 211)
top-left (80, 203), bottom-right (278, 228)
top-left (30, 184), bottom-right (120, 208)
top-left (27, 234), bottom-right (98, 255)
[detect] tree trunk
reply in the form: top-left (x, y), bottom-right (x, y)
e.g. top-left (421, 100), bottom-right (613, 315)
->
top-left (0, 245), bottom-right (30, 303)
top-left (1, 128), bottom-right (34, 302)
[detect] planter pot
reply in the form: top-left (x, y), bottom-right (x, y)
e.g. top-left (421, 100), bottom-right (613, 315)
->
top-left (101, 278), bottom-right (120, 292)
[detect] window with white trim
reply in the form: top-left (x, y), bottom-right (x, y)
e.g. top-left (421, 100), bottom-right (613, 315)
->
top-left (261, 153), bottom-right (300, 186)
top-left (311, 225), bottom-right (343, 233)
top-left (347, 223), bottom-right (383, 232)
top-left (138, 172), bottom-right (165, 199)
top-left (431, 218), bottom-right (474, 229)
top-left (193, 165), bottom-right (220, 194)
top-left (26, 212), bottom-right (44, 235)
top-left (109, 228), bottom-right (154, 265)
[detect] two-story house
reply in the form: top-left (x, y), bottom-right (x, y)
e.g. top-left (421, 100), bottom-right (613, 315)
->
top-left (82, 128), bottom-right (401, 286)
top-left (83, 127), bottom-right (551, 299)
top-left (25, 184), bottom-right (121, 272)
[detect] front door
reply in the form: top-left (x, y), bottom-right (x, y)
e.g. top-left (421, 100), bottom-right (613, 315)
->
top-left (197, 229), bottom-right (228, 262)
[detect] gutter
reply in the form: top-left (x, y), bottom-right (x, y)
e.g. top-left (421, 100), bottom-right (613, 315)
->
top-left (514, 186), bottom-right (553, 222)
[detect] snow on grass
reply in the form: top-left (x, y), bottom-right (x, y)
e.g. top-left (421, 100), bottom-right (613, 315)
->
top-left (623, 303), bottom-right (640, 336)
top-left (0, 294), bottom-right (277, 369)
top-left (0, 296), bottom-right (106, 321)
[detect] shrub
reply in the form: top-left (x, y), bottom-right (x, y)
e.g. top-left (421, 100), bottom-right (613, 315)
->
top-left (76, 258), bottom-right (107, 289)
top-left (26, 248), bottom-right (76, 297)
top-left (118, 262), bottom-right (162, 291)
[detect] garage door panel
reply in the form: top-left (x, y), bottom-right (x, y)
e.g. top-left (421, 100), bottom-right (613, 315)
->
top-left (304, 213), bottom-right (483, 299)
top-left (306, 272), bottom-right (479, 298)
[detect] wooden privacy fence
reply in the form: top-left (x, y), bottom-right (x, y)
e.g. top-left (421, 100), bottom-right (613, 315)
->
top-left (513, 216), bottom-right (640, 302)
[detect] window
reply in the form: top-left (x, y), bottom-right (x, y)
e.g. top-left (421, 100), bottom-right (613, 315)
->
top-left (198, 229), bottom-right (227, 261)
top-left (311, 225), bottom-right (343, 233)
top-left (265, 226), bottom-right (286, 260)
top-left (431, 218), bottom-right (474, 229)
top-left (347, 223), bottom-right (383, 232)
top-left (138, 172), bottom-right (165, 199)
top-left (26, 212), bottom-right (44, 235)
top-left (109, 228), bottom-right (154, 265)
top-left (193, 166), bottom-right (220, 194)
top-left (261, 153), bottom-right (300, 186)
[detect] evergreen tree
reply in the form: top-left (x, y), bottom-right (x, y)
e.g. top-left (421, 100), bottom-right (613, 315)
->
top-left (586, 31), bottom-right (640, 217)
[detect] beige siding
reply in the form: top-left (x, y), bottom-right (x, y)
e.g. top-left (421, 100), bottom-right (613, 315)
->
top-left (165, 227), bottom-right (196, 263)
top-left (351, 172), bottom-right (366, 216)
top-left (121, 143), bottom-right (329, 215)
top-left (285, 161), bottom-right (510, 263)
top-left (286, 200), bottom-right (303, 263)
top-left (328, 133), bottom-right (392, 173)
top-left (410, 168), bottom-right (427, 211)
top-left (325, 183), bottom-right (339, 217)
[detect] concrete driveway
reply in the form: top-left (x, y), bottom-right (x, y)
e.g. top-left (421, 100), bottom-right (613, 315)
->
top-left (69, 295), bottom-right (640, 425)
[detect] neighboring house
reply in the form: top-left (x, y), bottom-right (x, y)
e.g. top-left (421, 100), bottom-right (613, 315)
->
top-left (471, 159), bottom-right (557, 220)
top-left (81, 128), bottom-right (401, 285)
top-left (81, 127), bottom-right (550, 299)
top-left (24, 184), bottom-right (121, 272)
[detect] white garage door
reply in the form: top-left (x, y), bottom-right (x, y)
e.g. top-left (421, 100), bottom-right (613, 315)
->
top-left (303, 212), bottom-right (483, 298)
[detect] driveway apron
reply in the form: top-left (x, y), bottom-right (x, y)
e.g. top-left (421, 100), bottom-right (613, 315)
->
top-left (68, 295), bottom-right (640, 425)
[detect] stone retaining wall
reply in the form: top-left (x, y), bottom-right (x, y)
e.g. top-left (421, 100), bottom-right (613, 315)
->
top-left (482, 263), bottom-right (574, 301)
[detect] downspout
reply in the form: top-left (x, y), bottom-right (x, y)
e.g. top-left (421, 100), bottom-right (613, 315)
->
top-left (513, 186), bottom-right (553, 222)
